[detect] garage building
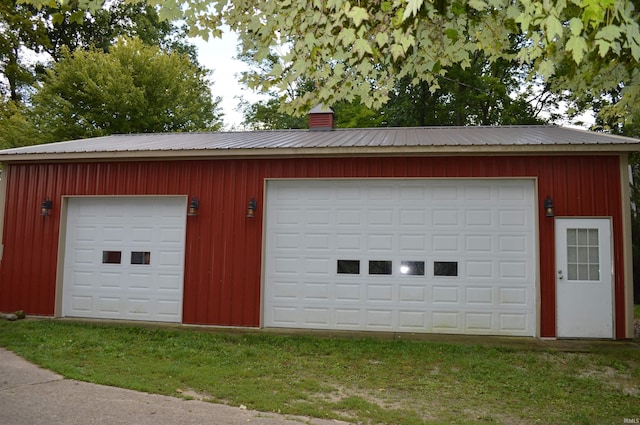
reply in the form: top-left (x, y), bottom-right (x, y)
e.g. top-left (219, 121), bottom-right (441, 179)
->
top-left (0, 117), bottom-right (637, 339)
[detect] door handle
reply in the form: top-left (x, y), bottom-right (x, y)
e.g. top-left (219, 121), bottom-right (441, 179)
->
top-left (557, 270), bottom-right (563, 280)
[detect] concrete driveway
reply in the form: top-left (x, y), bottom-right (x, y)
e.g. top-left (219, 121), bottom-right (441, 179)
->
top-left (0, 348), bottom-right (347, 425)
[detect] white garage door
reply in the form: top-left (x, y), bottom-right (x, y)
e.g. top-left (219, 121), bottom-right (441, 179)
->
top-left (62, 197), bottom-right (187, 322)
top-left (264, 179), bottom-right (537, 336)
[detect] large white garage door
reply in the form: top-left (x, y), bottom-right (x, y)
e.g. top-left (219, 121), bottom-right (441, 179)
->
top-left (62, 197), bottom-right (187, 322)
top-left (264, 179), bottom-right (537, 336)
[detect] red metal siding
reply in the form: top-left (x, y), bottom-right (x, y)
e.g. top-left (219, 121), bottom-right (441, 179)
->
top-left (0, 155), bottom-right (626, 337)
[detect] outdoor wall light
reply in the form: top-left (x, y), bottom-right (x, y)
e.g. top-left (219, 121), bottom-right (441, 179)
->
top-left (187, 197), bottom-right (199, 216)
top-left (544, 195), bottom-right (555, 217)
top-left (246, 197), bottom-right (257, 218)
top-left (40, 198), bottom-right (52, 216)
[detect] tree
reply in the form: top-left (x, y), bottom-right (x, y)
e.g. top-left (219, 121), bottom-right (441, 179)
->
top-left (22, 1), bottom-right (639, 126)
top-left (0, 0), bottom-right (197, 105)
top-left (42, 0), bottom-right (197, 62)
top-left (381, 54), bottom-right (547, 127)
top-left (0, 0), bottom-right (50, 102)
top-left (0, 100), bottom-right (46, 148)
top-left (170, 0), bottom-right (639, 122)
top-left (30, 37), bottom-right (222, 142)
top-left (238, 40), bottom-right (546, 129)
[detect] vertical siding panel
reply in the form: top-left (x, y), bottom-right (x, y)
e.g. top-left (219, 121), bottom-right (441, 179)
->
top-left (606, 158), bottom-right (626, 338)
top-left (183, 162), bottom-right (202, 324)
top-left (538, 158), bottom-right (557, 337)
top-left (232, 161), bottom-right (249, 326)
top-left (220, 161), bottom-right (235, 324)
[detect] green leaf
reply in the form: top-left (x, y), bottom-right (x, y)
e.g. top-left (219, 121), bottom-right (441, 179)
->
top-left (566, 36), bottom-right (588, 62)
top-left (70, 10), bottom-right (84, 25)
top-left (544, 15), bottom-right (563, 42)
top-left (569, 17), bottom-right (583, 37)
top-left (326, 0), bottom-right (343, 11)
top-left (402, 0), bottom-right (423, 20)
top-left (444, 28), bottom-right (458, 42)
top-left (346, 6), bottom-right (369, 27)
top-left (452, 2), bottom-right (466, 16)
top-left (51, 12), bottom-right (64, 25)
top-left (596, 25), bottom-right (622, 42)
top-left (538, 59), bottom-right (555, 78)
top-left (304, 32), bottom-right (316, 47)
top-left (336, 27), bottom-right (356, 47)
top-left (390, 44), bottom-right (405, 61)
top-left (375, 32), bottom-right (389, 47)
top-left (269, 62), bottom-right (284, 77)
top-left (352, 38), bottom-right (372, 59)
top-left (468, 0), bottom-right (487, 11)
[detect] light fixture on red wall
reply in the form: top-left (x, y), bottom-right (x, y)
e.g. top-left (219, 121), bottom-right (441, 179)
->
top-left (40, 198), bottom-right (52, 216)
top-left (187, 197), bottom-right (199, 216)
top-left (246, 197), bottom-right (257, 218)
top-left (544, 195), bottom-right (555, 217)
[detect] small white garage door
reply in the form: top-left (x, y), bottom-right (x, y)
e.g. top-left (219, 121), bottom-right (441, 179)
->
top-left (264, 179), bottom-right (537, 336)
top-left (62, 197), bottom-right (187, 322)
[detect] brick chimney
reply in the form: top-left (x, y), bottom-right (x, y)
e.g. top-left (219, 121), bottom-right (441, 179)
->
top-left (309, 104), bottom-right (334, 130)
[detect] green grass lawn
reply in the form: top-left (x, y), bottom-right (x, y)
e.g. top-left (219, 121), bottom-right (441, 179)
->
top-left (1, 319), bottom-right (639, 425)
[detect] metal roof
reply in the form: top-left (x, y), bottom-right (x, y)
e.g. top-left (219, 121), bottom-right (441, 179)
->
top-left (1, 125), bottom-right (639, 161)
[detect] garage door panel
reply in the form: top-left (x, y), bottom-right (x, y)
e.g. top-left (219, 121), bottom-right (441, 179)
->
top-left (303, 282), bottom-right (330, 301)
top-left (336, 209), bottom-right (361, 225)
top-left (157, 273), bottom-right (184, 291)
top-left (466, 313), bottom-right (493, 331)
top-left (400, 209), bottom-right (426, 226)
top-left (433, 234), bottom-right (460, 252)
top-left (499, 261), bottom-right (528, 279)
top-left (466, 287), bottom-right (493, 304)
top-left (72, 248), bottom-right (95, 265)
top-left (399, 234), bottom-right (426, 251)
top-left (303, 307), bottom-right (331, 326)
top-left (335, 283), bottom-right (360, 301)
top-left (63, 197), bottom-right (186, 323)
top-left (367, 234), bottom-right (394, 251)
top-left (69, 295), bottom-right (92, 313)
top-left (465, 235), bottom-right (492, 252)
top-left (399, 284), bottom-right (427, 303)
top-left (335, 309), bottom-right (360, 327)
top-left (306, 209), bottom-right (332, 226)
top-left (100, 272), bottom-right (123, 289)
top-left (71, 271), bottom-right (95, 288)
top-left (466, 260), bottom-right (493, 278)
top-left (499, 313), bottom-right (529, 333)
top-left (398, 311), bottom-right (428, 329)
top-left (265, 179), bottom-right (536, 336)
top-left (498, 184), bottom-right (527, 200)
top-left (276, 209), bottom-right (301, 225)
top-left (366, 310), bottom-right (393, 328)
top-left (156, 299), bottom-right (181, 317)
top-left (432, 311), bottom-right (460, 331)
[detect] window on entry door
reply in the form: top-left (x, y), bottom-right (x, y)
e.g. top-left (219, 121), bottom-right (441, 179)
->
top-left (566, 228), bottom-right (600, 281)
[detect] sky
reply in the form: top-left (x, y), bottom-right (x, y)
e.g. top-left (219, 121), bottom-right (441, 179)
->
top-left (190, 31), bottom-right (265, 131)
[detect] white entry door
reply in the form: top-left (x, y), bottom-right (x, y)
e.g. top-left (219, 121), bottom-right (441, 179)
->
top-left (555, 218), bottom-right (613, 338)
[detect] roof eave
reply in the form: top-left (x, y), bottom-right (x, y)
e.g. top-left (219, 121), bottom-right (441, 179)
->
top-left (0, 144), bottom-right (638, 163)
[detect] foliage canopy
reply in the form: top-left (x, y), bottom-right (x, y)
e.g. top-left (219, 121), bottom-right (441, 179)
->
top-left (23, 0), bottom-right (639, 125)
top-left (30, 37), bottom-right (222, 141)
